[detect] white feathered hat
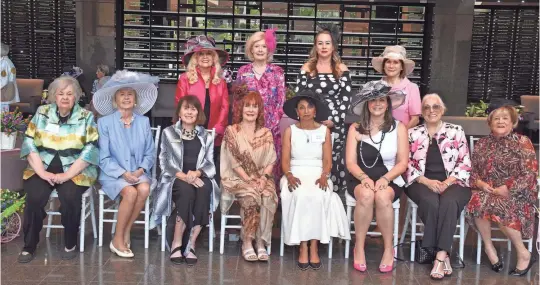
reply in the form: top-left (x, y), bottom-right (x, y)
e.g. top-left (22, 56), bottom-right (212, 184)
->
top-left (92, 70), bottom-right (159, 116)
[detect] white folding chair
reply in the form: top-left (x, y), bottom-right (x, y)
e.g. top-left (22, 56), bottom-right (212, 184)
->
top-left (400, 198), bottom-right (467, 261)
top-left (219, 195), bottom-right (271, 255)
top-left (160, 129), bottom-right (216, 252)
top-left (469, 135), bottom-right (481, 153)
top-left (344, 191), bottom-right (400, 258)
top-left (44, 186), bottom-right (97, 252)
top-left (279, 133), bottom-right (336, 258)
top-left (98, 125), bottom-right (161, 249)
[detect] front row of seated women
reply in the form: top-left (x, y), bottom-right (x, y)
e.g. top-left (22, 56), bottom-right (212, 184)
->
top-left (17, 72), bottom-right (538, 278)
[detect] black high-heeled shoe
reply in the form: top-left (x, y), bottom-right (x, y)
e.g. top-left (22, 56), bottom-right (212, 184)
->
top-left (491, 260), bottom-right (503, 272)
top-left (185, 248), bottom-right (198, 266)
top-left (169, 246), bottom-right (184, 265)
top-left (297, 261), bottom-right (310, 271)
top-left (509, 254), bottom-right (536, 276)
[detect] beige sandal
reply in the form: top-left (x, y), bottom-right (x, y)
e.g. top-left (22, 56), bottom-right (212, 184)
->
top-left (242, 248), bottom-right (258, 262)
top-left (443, 256), bottom-right (453, 276)
top-left (257, 248), bottom-right (269, 261)
top-left (430, 259), bottom-right (445, 280)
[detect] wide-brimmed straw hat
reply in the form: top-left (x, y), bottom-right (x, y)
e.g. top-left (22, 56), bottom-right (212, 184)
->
top-left (348, 80), bottom-right (406, 118)
top-left (372, 45), bottom-right (415, 76)
top-left (283, 89), bottom-right (330, 122)
top-left (182, 35), bottom-right (229, 66)
top-left (92, 70), bottom-right (159, 116)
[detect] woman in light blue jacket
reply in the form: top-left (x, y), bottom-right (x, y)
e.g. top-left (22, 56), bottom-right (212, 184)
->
top-left (94, 70), bottom-right (159, 258)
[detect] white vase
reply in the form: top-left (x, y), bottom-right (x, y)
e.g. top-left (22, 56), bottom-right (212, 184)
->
top-left (0, 132), bottom-right (16, 150)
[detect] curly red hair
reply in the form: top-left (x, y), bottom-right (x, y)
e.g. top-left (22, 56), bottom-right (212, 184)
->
top-left (232, 91), bottom-right (265, 128)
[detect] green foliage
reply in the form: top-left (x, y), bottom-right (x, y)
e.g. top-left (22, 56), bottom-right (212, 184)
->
top-left (286, 87), bottom-right (296, 100)
top-left (465, 100), bottom-right (488, 117)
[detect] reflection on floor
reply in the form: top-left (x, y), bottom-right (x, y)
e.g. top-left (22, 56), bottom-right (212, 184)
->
top-left (1, 228), bottom-right (539, 285)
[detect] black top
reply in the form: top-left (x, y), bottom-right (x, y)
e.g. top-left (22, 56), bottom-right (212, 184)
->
top-left (203, 88), bottom-right (211, 129)
top-left (424, 138), bottom-right (447, 181)
top-left (182, 138), bottom-right (202, 172)
top-left (357, 142), bottom-right (389, 181)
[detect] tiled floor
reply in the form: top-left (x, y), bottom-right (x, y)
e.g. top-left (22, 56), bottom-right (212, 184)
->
top-left (1, 226), bottom-right (539, 285)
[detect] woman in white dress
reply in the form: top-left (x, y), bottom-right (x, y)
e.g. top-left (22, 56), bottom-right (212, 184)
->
top-left (280, 89), bottom-right (350, 271)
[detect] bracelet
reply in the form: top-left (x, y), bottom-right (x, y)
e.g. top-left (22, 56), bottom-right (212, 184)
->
top-left (444, 181), bottom-right (451, 187)
top-left (381, 176), bottom-right (390, 183)
top-left (358, 173), bottom-right (367, 182)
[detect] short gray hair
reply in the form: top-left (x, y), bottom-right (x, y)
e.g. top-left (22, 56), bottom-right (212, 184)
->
top-left (47, 76), bottom-right (83, 104)
top-left (422, 93), bottom-right (447, 114)
top-left (1, 43), bottom-right (9, 57)
top-left (97, 64), bottom-right (110, 76)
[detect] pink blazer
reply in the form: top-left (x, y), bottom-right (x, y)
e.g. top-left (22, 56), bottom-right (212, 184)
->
top-left (406, 122), bottom-right (471, 187)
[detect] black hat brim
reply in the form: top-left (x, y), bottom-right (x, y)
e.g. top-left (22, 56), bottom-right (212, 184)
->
top-left (283, 95), bottom-right (330, 122)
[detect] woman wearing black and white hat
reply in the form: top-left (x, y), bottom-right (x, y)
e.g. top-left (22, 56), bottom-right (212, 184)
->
top-left (345, 80), bottom-right (409, 273)
top-left (280, 90), bottom-right (350, 270)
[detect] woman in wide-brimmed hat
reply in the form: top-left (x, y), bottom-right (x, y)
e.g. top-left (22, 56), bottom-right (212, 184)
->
top-left (345, 80), bottom-right (409, 273)
top-left (372, 45), bottom-right (421, 129)
top-left (280, 89), bottom-right (350, 270)
top-left (175, 35), bottom-right (229, 185)
top-left (94, 70), bottom-right (159, 258)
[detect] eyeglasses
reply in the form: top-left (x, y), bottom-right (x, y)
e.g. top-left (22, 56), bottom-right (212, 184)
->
top-left (422, 104), bottom-right (443, 112)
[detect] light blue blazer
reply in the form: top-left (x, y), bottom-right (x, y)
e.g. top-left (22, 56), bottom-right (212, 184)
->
top-left (98, 111), bottom-right (155, 185)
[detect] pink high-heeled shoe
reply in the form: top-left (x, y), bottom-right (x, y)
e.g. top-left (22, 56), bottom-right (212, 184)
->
top-left (379, 249), bottom-right (395, 273)
top-left (353, 247), bottom-right (367, 272)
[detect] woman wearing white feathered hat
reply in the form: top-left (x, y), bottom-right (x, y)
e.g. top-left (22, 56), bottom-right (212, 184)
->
top-left (93, 70), bottom-right (159, 258)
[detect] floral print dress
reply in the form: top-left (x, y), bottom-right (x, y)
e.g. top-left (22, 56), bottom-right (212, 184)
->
top-left (236, 63), bottom-right (286, 181)
top-left (466, 133), bottom-right (538, 238)
top-left (294, 70), bottom-right (353, 192)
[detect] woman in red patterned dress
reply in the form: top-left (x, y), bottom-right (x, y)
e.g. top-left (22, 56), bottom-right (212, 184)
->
top-left (466, 103), bottom-right (538, 276)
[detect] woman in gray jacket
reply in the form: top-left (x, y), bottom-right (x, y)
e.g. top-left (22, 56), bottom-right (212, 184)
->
top-left (151, 95), bottom-right (220, 266)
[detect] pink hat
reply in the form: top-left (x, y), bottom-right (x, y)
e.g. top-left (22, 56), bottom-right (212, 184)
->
top-left (182, 35), bottom-right (229, 66)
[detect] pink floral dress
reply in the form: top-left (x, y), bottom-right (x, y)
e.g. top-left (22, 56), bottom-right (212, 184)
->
top-left (236, 63), bottom-right (286, 181)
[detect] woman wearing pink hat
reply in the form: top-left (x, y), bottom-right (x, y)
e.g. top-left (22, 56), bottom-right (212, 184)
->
top-left (175, 35), bottom-right (230, 183)
top-left (236, 29), bottom-right (286, 182)
top-left (372, 46), bottom-right (421, 129)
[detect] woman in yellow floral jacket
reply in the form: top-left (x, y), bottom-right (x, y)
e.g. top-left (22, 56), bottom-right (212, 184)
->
top-left (18, 76), bottom-right (99, 263)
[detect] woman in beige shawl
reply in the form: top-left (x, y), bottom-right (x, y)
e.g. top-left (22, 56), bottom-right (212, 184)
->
top-left (221, 87), bottom-right (277, 262)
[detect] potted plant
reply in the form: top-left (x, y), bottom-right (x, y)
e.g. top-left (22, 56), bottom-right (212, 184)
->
top-left (0, 108), bottom-right (31, 150)
top-left (0, 188), bottom-right (25, 243)
top-left (465, 100), bottom-right (489, 117)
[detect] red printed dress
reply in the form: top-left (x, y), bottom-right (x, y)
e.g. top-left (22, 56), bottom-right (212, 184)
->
top-left (466, 133), bottom-right (538, 238)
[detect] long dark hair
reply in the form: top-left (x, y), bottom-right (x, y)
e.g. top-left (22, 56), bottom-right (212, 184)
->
top-left (356, 96), bottom-right (395, 134)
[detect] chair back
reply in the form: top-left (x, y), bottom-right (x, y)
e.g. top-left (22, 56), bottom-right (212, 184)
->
top-left (151, 83), bottom-right (176, 118)
top-left (150, 125), bottom-right (161, 180)
top-left (469, 136), bottom-right (480, 154)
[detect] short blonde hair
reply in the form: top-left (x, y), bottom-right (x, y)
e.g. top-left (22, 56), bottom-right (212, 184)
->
top-left (112, 87), bottom-right (138, 109)
top-left (422, 93), bottom-right (447, 114)
top-left (186, 51), bottom-right (222, 85)
top-left (245, 31), bottom-right (273, 62)
top-left (488, 106), bottom-right (519, 128)
top-left (47, 76), bottom-right (83, 104)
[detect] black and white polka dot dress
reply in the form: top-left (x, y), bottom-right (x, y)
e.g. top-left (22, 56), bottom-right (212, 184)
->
top-left (295, 69), bottom-right (353, 192)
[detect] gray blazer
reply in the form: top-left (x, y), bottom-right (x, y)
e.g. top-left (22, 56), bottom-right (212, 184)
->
top-left (150, 121), bottom-right (220, 228)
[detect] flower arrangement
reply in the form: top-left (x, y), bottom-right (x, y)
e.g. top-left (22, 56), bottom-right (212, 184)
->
top-left (0, 189), bottom-right (25, 217)
top-left (0, 108), bottom-right (31, 136)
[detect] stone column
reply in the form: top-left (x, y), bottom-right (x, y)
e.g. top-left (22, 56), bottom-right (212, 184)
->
top-left (75, 0), bottom-right (116, 96)
top-left (429, 0), bottom-right (475, 115)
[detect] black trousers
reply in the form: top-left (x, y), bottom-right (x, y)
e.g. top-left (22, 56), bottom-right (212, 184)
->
top-left (166, 178), bottom-right (212, 251)
top-left (22, 171), bottom-right (87, 253)
top-left (405, 183), bottom-right (471, 252)
top-left (213, 146), bottom-right (221, 186)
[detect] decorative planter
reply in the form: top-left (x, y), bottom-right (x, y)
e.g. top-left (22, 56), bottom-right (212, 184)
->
top-left (0, 132), bottom-right (16, 150)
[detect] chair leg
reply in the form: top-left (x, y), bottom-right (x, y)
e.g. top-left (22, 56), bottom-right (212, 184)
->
top-left (410, 206), bottom-right (418, 262)
top-left (161, 215), bottom-right (166, 252)
top-left (400, 204), bottom-right (411, 244)
top-left (507, 240), bottom-right (511, 252)
top-left (219, 214), bottom-right (226, 254)
top-left (111, 204), bottom-right (118, 234)
top-left (99, 193), bottom-right (104, 247)
top-left (280, 215), bottom-right (284, 257)
top-left (46, 198), bottom-right (55, 238)
top-left (345, 205), bottom-right (352, 259)
top-left (267, 243), bottom-right (271, 255)
top-left (459, 211), bottom-right (465, 261)
top-left (393, 206), bottom-right (399, 258)
top-left (476, 233), bottom-right (482, 264)
top-left (144, 198), bottom-right (149, 249)
top-left (79, 194), bottom-right (87, 252)
top-left (328, 238), bottom-right (333, 259)
top-left (89, 191), bottom-right (97, 239)
top-left (208, 213), bottom-right (214, 252)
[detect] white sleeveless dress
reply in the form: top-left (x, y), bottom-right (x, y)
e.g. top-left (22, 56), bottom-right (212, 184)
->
top-left (280, 124), bottom-right (350, 245)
